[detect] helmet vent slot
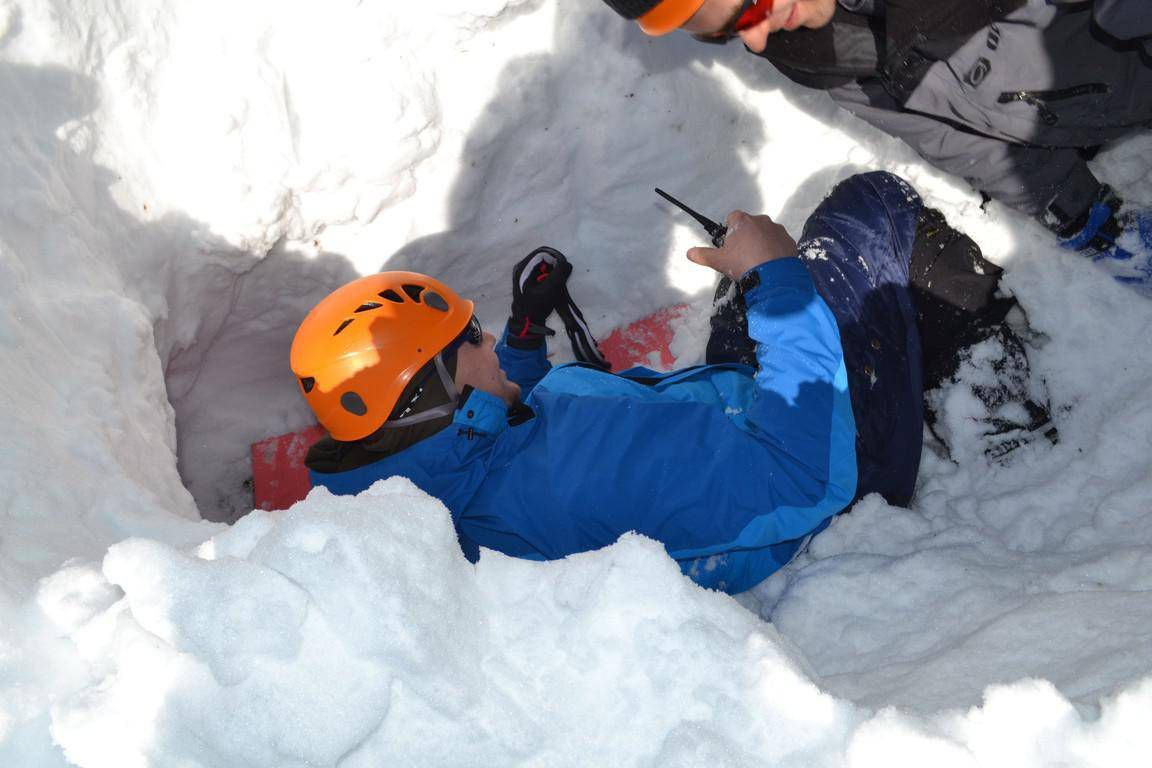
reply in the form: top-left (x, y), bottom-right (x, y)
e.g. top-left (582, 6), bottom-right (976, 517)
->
top-left (333, 318), bottom-right (354, 336)
top-left (354, 301), bottom-right (382, 313)
top-left (423, 292), bottom-right (449, 311)
top-left (300, 377), bottom-right (316, 393)
top-left (378, 289), bottom-right (404, 303)
top-left (340, 391), bottom-right (368, 416)
top-left (402, 284), bottom-right (425, 302)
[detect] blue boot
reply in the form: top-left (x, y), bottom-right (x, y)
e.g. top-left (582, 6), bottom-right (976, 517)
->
top-left (1059, 189), bottom-right (1152, 291)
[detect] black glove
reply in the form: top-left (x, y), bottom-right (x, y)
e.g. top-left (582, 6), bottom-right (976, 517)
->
top-left (506, 247), bottom-right (572, 349)
top-left (507, 246), bottom-right (612, 369)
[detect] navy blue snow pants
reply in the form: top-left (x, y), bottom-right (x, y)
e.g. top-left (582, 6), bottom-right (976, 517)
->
top-left (710, 172), bottom-right (1024, 504)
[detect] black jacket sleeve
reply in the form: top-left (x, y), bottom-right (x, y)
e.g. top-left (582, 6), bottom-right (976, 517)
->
top-left (1051, 0), bottom-right (1152, 54)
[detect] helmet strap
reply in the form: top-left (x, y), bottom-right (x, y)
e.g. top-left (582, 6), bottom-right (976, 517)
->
top-left (378, 352), bottom-right (460, 429)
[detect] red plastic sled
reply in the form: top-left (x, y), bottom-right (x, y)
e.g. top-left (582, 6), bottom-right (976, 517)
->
top-left (250, 424), bottom-right (327, 511)
top-left (251, 303), bottom-right (690, 512)
top-left (599, 303), bottom-right (690, 372)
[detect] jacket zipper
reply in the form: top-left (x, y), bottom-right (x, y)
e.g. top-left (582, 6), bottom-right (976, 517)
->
top-left (997, 83), bottom-right (1110, 126)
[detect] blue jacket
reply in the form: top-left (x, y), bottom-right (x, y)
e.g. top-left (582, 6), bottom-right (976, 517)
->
top-left (313, 257), bottom-right (857, 593)
top-left (311, 172), bottom-right (925, 594)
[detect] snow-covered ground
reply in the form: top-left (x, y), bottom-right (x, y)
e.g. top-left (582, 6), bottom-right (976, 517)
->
top-left (3, 1), bottom-right (1152, 765)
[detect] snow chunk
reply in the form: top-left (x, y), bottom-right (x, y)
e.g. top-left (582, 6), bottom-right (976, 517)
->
top-left (50, 478), bottom-right (863, 766)
top-left (103, 538), bottom-right (309, 685)
top-left (36, 563), bottom-right (122, 635)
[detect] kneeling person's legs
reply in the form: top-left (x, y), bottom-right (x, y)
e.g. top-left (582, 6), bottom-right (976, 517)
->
top-left (795, 171), bottom-right (925, 505)
top-left (910, 207), bottom-right (1057, 460)
top-left (909, 207), bottom-right (1017, 390)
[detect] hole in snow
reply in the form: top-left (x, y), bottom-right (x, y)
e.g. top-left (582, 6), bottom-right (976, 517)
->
top-left (161, 240), bottom-right (358, 523)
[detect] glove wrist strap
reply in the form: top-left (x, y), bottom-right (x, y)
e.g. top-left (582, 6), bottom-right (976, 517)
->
top-left (505, 317), bottom-right (554, 349)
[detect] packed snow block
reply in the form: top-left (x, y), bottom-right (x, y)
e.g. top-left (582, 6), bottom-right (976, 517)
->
top-left (53, 478), bottom-right (864, 767)
top-left (250, 424), bottom-right (326, 511)
top-left (601, 303), bottom-right (689, 371)
top-left (53, 479), bottom-right (487, 768)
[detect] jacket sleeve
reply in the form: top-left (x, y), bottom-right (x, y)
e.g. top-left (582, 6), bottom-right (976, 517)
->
top-left (495, 330), bottom-right (552, 395)
top-left (1049, 0), bottom-right (1152, 49)
top-left (828, 79), bottom-right (1104, 227)
top-left (667, 257), bottom-right (858, 592)
top-left (1092, 0), bottom-right (1152, 53)
top-left (740, 258), bottom-right (854, 464)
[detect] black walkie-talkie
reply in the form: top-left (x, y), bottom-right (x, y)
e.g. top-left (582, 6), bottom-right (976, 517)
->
top-left (655, 188), bottom-right (727, 247)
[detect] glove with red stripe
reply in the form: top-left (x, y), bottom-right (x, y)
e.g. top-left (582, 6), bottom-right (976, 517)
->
top-left (506, 247), bottom-right (573, 349)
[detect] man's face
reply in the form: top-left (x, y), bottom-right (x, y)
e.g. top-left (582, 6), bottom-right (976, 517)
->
top-left (682, 0), bottom-right (837, 51)
top-left (454, 331), bottom-right (522, 407)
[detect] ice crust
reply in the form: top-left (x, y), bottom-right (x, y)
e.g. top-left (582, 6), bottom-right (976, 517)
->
top-left (3, 0), bottom-right (1152, 765)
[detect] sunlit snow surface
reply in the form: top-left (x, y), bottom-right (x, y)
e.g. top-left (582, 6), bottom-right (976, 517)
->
top-left (4, 0), bottom-right (1152, 765)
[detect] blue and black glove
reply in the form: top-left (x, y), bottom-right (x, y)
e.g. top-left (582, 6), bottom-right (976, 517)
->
top-left (1059, 187), bottom-right (1152, 289)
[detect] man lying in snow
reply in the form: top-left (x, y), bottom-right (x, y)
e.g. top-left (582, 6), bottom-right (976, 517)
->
top-left (598, 0), bottom-right (1152, 287)
top-left (292, 172), bottom-right (1054, 594)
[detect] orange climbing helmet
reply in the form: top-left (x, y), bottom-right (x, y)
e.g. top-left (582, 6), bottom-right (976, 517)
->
top-left (290, 272), bottom-right (474, 441)
top-left (636, 0), bottom-right (705, 35)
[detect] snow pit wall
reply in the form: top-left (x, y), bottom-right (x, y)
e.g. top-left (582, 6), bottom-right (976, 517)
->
top-left (80, 0), bottom-right (782, 522)
top-left (6, 0), bottom-right (1152, 765)
top-left (2, 0), bottom-right (780, 523)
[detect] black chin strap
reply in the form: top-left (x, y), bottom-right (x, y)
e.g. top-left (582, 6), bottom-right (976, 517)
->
top-left (379, 353), bottom-right (459, 429)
